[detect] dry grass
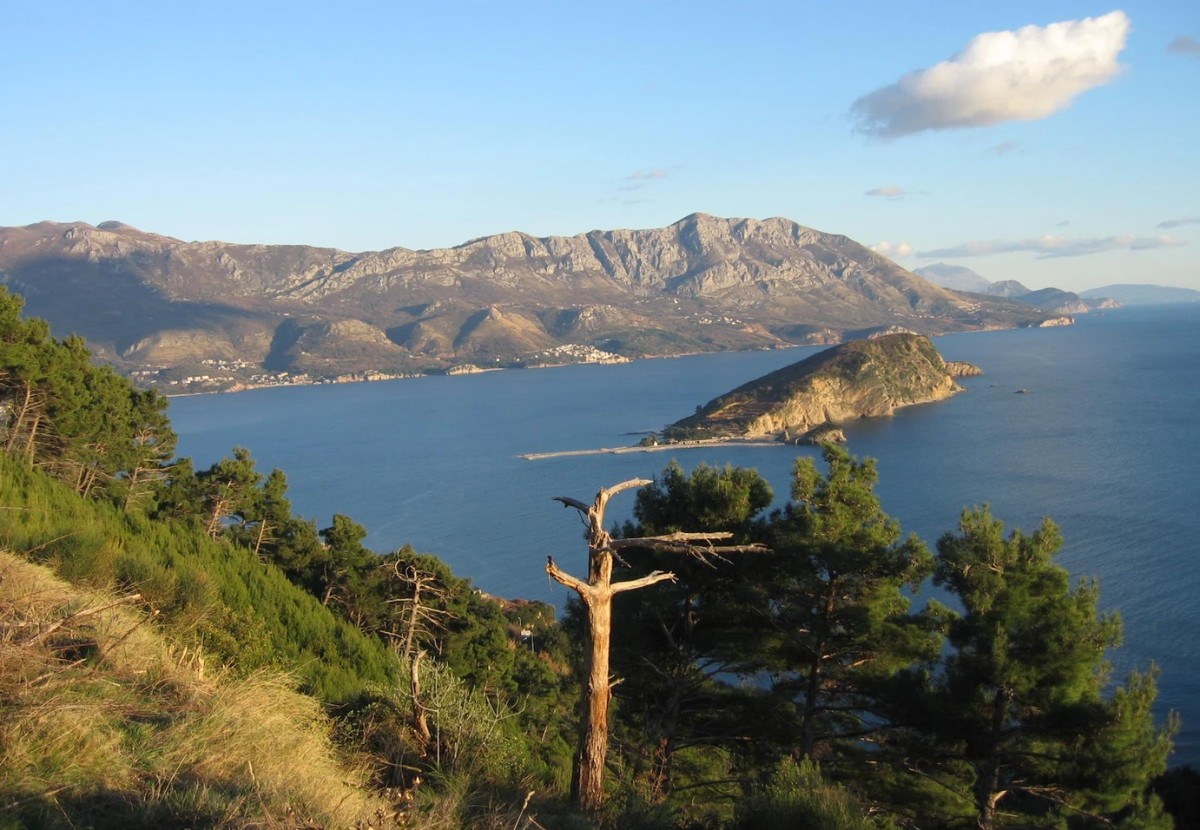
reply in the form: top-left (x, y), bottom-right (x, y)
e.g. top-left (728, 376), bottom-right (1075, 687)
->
top-left (0, 551), bottom-right (392, 828)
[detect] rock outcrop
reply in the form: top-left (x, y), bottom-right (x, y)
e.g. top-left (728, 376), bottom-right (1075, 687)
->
top-left (945, 361), bottom-right (983, 377)
top-left (663, 334), bottom-right (970, 441)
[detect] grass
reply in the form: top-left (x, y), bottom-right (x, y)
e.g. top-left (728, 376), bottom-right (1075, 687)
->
top-left (0, 550), bottom-right (390, 829)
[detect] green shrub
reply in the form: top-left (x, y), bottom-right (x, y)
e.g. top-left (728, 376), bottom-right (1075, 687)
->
top-left (732, 758), bottom-right (877, 830)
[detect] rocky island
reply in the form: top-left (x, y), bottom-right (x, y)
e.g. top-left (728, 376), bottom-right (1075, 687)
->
top-left (657, 333), bottom-right (979, 445)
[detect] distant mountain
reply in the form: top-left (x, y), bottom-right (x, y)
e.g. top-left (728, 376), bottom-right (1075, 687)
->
top-left (661, 333), bottom-right (973, 442)
top-left (915, 264), bottom-right (1111, 314)
top-left (1013, 287), bottom-right (1090, 314)
top-left (912, 263), bottom-right (991, 293)
top-left (0, 214), bottom-right (1051, 391)
top-left (1080, 284), bottom-right (1200, 305)
top-left (985, 279), bottom-right (1033, 299)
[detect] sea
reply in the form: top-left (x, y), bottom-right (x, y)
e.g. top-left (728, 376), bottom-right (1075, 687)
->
top-left (169, 304), bottom-right (1200, 767)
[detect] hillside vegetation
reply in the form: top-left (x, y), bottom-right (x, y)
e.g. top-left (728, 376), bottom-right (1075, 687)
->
top-left (0, 285), bottom-right (1188, 829)
top-left (0, 550), bottom-right (385, 828)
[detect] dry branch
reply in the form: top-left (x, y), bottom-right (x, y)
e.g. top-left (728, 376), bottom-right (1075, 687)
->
top-left (547, 479), bottom-right (770, 811)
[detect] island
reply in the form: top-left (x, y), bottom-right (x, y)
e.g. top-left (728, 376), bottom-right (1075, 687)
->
top-left (656, 333), bottom-right (979, 445)
top-left (520, 334), bottom-right (980, 459)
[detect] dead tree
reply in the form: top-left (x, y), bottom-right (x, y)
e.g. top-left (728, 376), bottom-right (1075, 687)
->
top-left (546, 478), bottom-right (768, 812)
top-left (384, 561), bottom-right (451, 758)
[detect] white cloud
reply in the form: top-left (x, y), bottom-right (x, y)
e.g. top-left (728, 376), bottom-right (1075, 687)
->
top-left (866, 186), bottom-right (908, 200)
top-left (851, 11), bottom-right (1130, 138)
top-left (1168, 35), bottom-right (1200, 56)
top-left (918, 232), bottom-right (1185, 259)
top-left (872, 241), bottom-right (914, 257)
top-left (1158, 216), bottom-right (1200, 229)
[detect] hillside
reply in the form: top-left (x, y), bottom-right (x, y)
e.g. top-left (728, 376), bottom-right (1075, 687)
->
top-left (0, 215), bottom-right (1049, 390)
top-left (0, 550), bottom-right (386, 828)
top-left (662, 333), bottom-right (975, 442)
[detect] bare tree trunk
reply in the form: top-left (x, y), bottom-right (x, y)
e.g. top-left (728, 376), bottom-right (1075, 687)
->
top-left (546, 479), bottom-right (767, 812)
top-left (205, 496), bottom-right (229, 538)
top-left (123, 466), bottom-right (142, 512)
top-left (5, 382), bottom-right (36, 455)
top-left (24, 412), bottom-right (42, 464)
top-left (574, 589), bottom-right (613, 809)
top-left (253, 517), bottom-right (269, 560)
top-left (410, 649), bottom-right (433, 757)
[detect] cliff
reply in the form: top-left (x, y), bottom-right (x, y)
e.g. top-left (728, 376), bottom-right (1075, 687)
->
top-left (0, 215), bottom-right (1046, 390)
top-left (663, 334), bottom-right (976, 440)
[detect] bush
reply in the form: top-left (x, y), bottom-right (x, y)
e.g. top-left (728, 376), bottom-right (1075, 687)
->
top-left (732, 758), bottom-right (877, 830)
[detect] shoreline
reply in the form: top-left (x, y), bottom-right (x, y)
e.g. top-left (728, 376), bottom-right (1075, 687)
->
top-left (519, 436), bottom-right (783, 460)
top-left (156, 346), bottom-right (808, 398)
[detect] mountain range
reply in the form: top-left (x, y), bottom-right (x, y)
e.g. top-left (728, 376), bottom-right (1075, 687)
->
top-left (911, 263), bottom-right (1119, 314)
top-left (0, 214), bottom-right (1056, 391)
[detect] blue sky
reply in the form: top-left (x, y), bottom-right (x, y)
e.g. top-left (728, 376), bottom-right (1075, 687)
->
top-left (3, 1), bottom-right (1197, 292)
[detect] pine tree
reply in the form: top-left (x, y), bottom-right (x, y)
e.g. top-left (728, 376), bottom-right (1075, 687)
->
top-left (764, 445), bottom-right (937, 761)
top-left (614, 462), bottom-right (775, 799)
top-left (905, 507), bottom-right (1175, 829)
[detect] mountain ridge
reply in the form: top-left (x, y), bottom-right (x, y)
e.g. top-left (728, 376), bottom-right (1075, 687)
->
top-left (0, 214), bottom-right (1052, 391)
top-left (914, 261), bottom-right (1117, 314)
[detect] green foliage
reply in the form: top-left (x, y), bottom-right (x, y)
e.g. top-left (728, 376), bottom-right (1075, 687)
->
top-left (763, 445), bottom-right (937, 761)
top-left (889, 507), bottom-right (1176, 829)
top-left (0, 552), bottom-right (388, 830)
top-left (0, 287), bottom-right (179, 503)
top-left (0, 451), bottom-right (398, 702)
top-left (602, 462), bottom-right (776, 804)
top-left (732, 758), bottom-right (879, 830)
top-left (0, 287), bottom-right (1181, 826)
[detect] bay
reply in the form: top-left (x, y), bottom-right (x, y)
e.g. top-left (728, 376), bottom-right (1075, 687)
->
top-left (170, 304), bottom-right (1200, 766)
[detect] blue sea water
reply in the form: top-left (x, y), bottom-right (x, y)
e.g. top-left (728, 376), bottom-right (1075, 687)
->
top-left (170, 304), bottom-right (1200, 766)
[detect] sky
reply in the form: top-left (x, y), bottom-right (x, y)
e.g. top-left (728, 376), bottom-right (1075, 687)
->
top-left (2, 1), bottom-right (1198, 293)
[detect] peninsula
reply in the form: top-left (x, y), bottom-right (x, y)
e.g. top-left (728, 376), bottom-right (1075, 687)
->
top-left (657, 333), bottom-right (979, 444)
top-left (519, 334), bottom-right (980, 459)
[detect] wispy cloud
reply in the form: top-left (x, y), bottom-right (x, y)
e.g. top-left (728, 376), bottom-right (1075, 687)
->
top-left (1168, 35), bottom-right (1200, 56)
top-left (613, 167), bottom-right (671, 201)
top-left (626, 169), bottom-right (668, 180)
top-left (872, 241), bottom-right (914, 257)
top-left (988, 140), bottom-right (1020, 156)
top-left (1130, 234), bottom-right (1186, 251)
top-left (918, 233), bottom-right (1186, 259)
top-left (851, 11), bottom-right (1129, 138)
top-left (1158, 216), bottom-right (1200, 229)
top-left (866, 186), bottom-right (909, 200)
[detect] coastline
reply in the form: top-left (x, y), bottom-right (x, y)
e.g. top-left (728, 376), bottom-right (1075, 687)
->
top-left (519, 436), bottom-right (782, 460)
